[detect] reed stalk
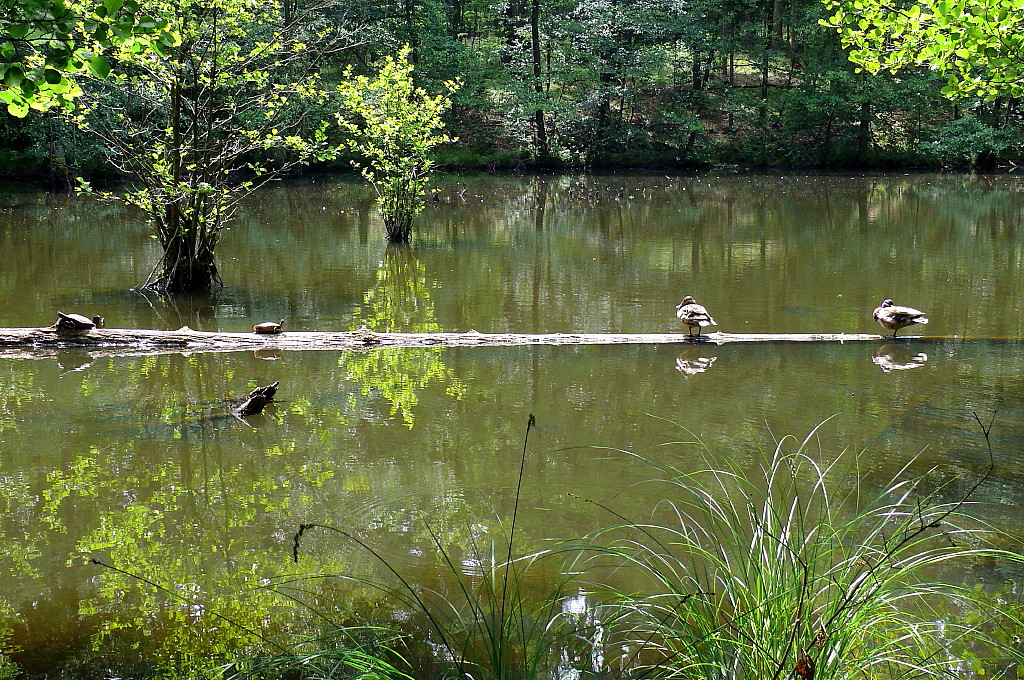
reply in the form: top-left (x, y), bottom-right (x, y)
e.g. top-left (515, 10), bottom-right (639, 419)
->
top-left (570, 416), bottom-right (997, 680)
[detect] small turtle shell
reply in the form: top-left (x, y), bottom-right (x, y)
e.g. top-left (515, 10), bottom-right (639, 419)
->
top-left (56, 311), bottom-right (96, 331)
top-left (253, 319), bottom-right (284, 334)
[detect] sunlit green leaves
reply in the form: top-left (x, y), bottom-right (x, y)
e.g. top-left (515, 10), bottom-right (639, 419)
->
top-left (87, 55), bottom-right (110, 77)
top-left (337, 46), bottom-right (459, 242)
top-left (824, 0), bottom-right (1024, 100)
top-left (66, 0), bottom-right (351, 291)
top-left (0, 0), bottom-right (179, 116)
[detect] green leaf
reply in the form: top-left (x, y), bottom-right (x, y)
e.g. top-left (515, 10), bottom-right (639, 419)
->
top-left (88, 56), bottom-right (111, 78)
top-left (3, 67), bottom-right (24, 87)
top-left (7, 100), bottom-right (29, 118)
top-left (111, 21), bottom-right (132, 39)
top-left (8, 22), bottom-right (30, 39)
top-left (44, 68), bottom-right (63, 84)
top-left (103, 0), bottom-right (124, 14)
top-left (45, 50), bottom-right (72, 69)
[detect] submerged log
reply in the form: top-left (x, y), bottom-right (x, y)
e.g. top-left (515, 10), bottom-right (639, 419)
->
top-left (0, 325), bottom-right (982, 356)
top-left (234, 381), bottom-right (280, 417)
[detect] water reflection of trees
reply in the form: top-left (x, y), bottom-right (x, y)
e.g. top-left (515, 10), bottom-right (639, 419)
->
top-left (344, 245), bottom-right (464, 427)
top-left (0, 376), bottom-right (475, 674)
top-left (4, 174), bottom-right (1024, 337)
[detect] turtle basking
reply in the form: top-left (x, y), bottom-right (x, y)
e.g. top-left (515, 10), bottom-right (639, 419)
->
top-left (253, 319), bottom-right (285, 334)
top-left (54, 311), bottom-right (96, 332)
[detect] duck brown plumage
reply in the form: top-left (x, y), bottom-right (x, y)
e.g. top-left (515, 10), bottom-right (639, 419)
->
top-left (675, 296), bottom-right (717, 338)
top-left (872, 299), bottom-right (928, 338)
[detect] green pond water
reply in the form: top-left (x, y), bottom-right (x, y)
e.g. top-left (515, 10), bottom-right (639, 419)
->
top-left (2, 173), bottom-right (1024, 675)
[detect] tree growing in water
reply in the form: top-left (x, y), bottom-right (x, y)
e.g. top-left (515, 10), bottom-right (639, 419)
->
top-left (336, 47), bottom-right (458, 243)
top-left (75, 0), bottom-right (358, 294)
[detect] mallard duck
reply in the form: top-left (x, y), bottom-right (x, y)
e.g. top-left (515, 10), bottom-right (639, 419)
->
top-left (675, 296), bottom-right (717, 338)
top-left (872, 299), bottom-right (928, 338)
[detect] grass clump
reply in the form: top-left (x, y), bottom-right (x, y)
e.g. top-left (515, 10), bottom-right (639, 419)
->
top-left (577, 419), bottom-right (995, 680)
top-left (218, 627), bottom-right (410, 680)
top-left (227, 415), bottom-right (1011, 680)
top-left (288, 415), bottom-right (590, 680)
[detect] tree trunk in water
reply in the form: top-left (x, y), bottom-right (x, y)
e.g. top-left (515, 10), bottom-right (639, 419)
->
top-left (151, 225), bottom-right (220, 294)
top-left (384, 208), bottom-right (414, 243)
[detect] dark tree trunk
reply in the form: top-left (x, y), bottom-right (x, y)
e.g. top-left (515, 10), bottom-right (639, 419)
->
top-left (405, 0), bottom-right (419, 63)
top-left (772, 0), bottom-right (784, 49)
top-left (450, 0), bottom-right (463, 36)
top-left (820, 118), bottom-right (833, 167)
top-left (590, 71), bottom-right (615, 164)
top-left (500, 0), bottom-right (525, 66)
top-left (151, 223), bottom-right (220, 294)
top-left (530, 0), bottom-right (549, 160)
top-left (856, 100), bottom-right (871, 167)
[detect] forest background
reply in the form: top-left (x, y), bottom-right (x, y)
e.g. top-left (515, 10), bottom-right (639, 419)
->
top-left (2, 0), bottom-right (1023, 184)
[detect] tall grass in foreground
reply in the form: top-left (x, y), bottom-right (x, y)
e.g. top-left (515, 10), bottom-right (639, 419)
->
top-left (223, 415), bottom-right (1016, 680)
top-left (575, 418), bottom-right (997, 680)
top-left (280, 415), bottom-right (590, 680)
top-left (218, 628), bottom-right (410, 680)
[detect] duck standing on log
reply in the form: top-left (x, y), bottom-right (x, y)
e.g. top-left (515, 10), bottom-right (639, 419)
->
top-left (676, 296), bottom-right (717, 339)
top-left (872, 299), bottom-right (928, 338)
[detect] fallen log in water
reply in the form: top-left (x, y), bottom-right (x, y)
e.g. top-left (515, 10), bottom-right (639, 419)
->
top-left (0, 325), bottom-right (970, 356)
top-left (234, 381), bottom-right (280, 417)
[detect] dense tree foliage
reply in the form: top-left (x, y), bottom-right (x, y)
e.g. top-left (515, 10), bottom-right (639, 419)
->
top-left (0, 0), bottom-right (178, 116)
top-left (2, 0), bottom-right (1023, 177)
top-left (74, 0), bottom-right (360, 293)
top-left (337, 47), bottom-right (458, 242)
top-left (826, 0), bottom-right (1024, 101)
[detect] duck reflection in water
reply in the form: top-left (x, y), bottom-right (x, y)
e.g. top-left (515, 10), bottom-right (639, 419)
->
top-left (675, 348), bottom-right (718, 375)
top-left (872, 345), bottom-right (928, 373)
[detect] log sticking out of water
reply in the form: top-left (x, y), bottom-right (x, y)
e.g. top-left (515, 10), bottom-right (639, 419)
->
top-left (0, 325), bottom-right (937, 353)
top-left (234, 381), bottom-right (280, 416)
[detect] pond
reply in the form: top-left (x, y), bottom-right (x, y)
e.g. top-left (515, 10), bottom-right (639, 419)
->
top-left (2, 173), bottom-right (1024, 676)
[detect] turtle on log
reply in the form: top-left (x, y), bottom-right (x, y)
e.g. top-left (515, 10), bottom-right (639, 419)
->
top-left (253, 319), bottom-right (285, 334)
top-left (54, 311), bottom-right (96, 332)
